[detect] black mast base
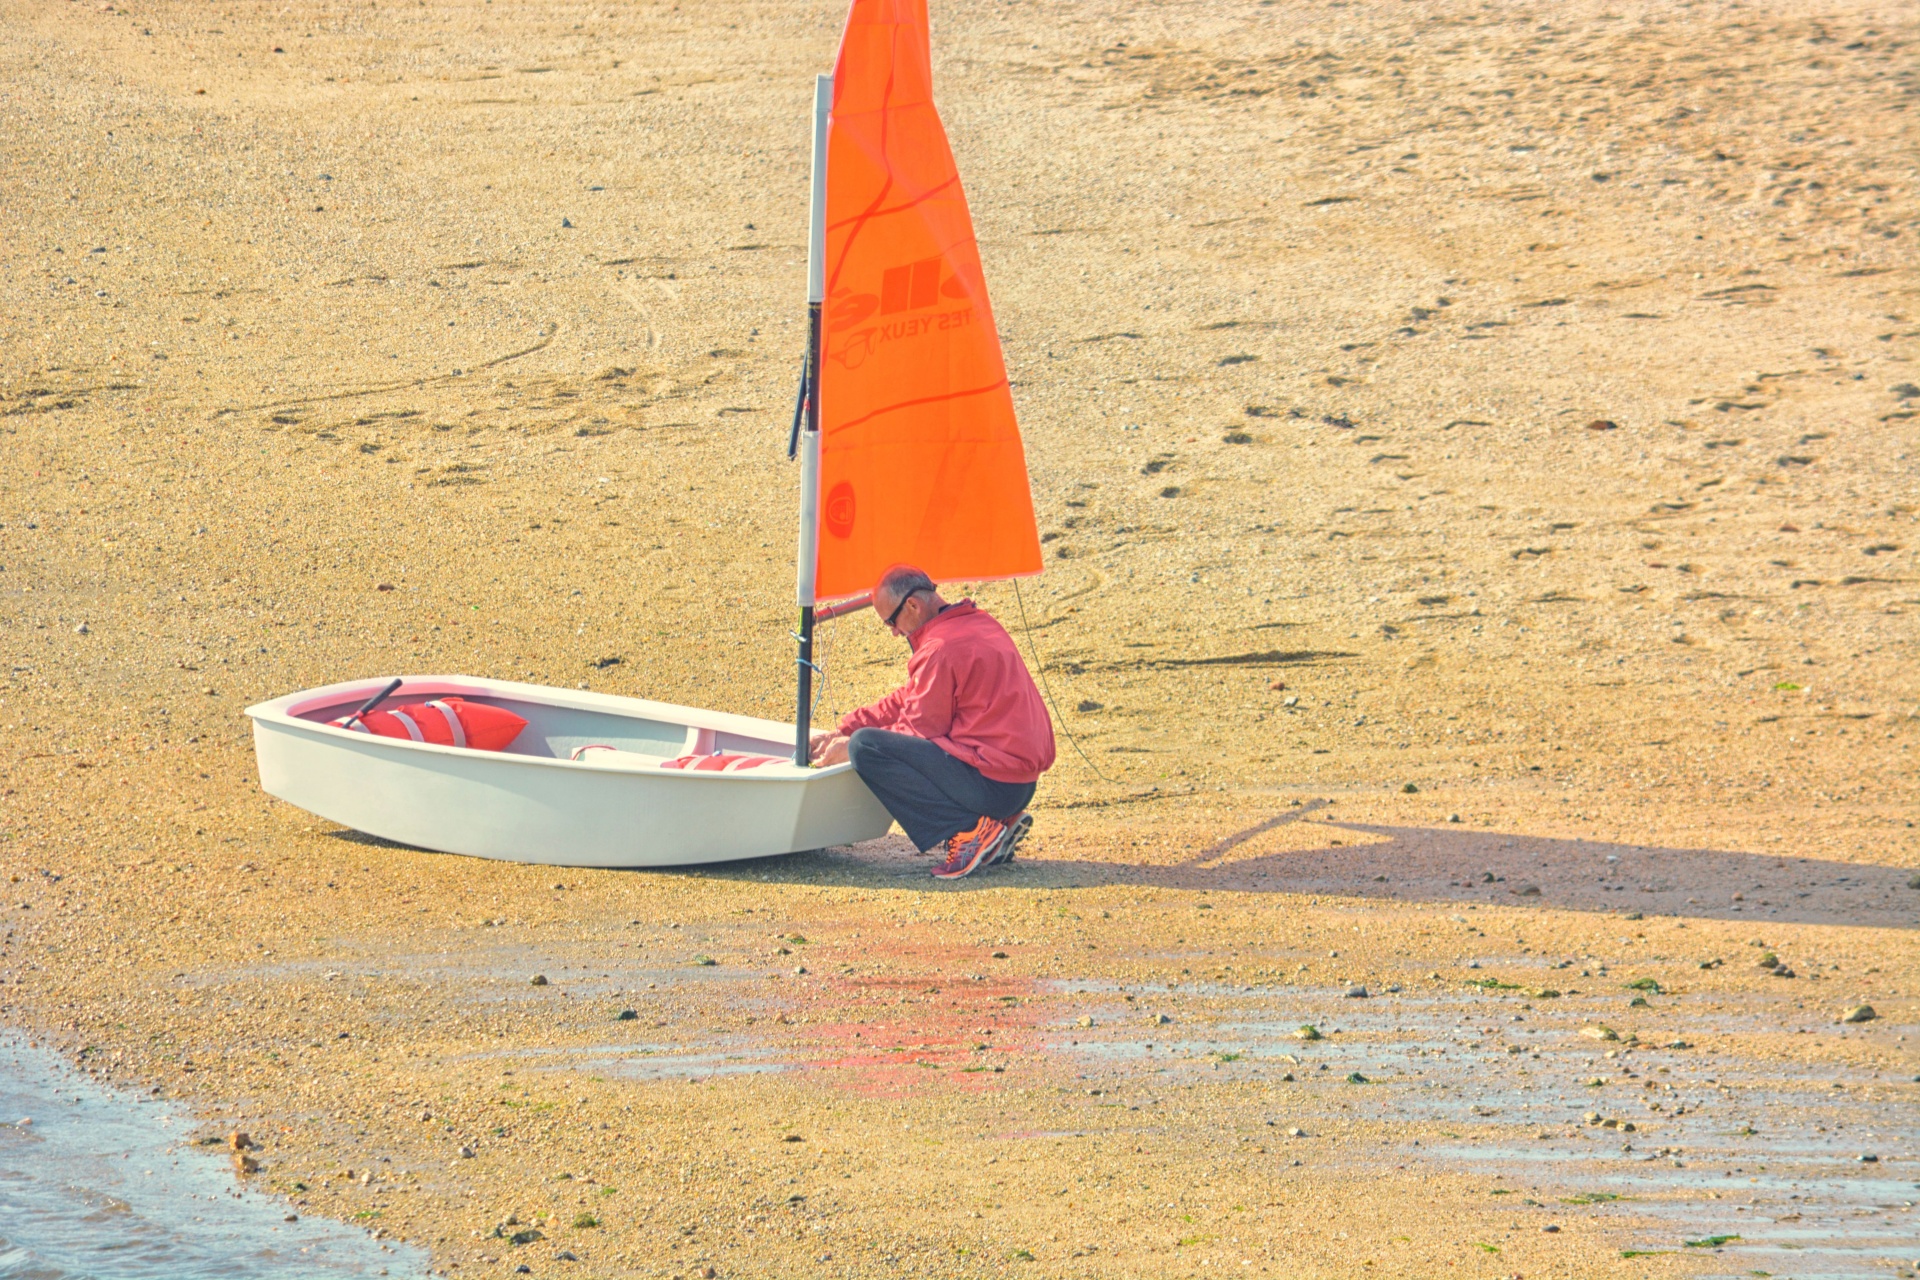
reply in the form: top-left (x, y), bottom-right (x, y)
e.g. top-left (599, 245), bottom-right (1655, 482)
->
top-left (793, 604), bottom-right (816, 767)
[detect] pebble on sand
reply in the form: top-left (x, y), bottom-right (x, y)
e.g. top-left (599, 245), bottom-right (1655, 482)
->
top-left (1840, 1005), bottom-right (1876, 1023)
top-left (1344, 984), bottom-right (1369, 998)
top-left (1581, 1025), bottom-right (1620, 1041)
top-left (529, 974), bottom-right (549, 986)
top-left (1294, 1025), bottom-right (1323, 1041)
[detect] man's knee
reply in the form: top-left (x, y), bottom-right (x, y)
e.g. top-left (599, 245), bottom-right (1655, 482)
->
top-left (846, 727), bottom-right (887, 772)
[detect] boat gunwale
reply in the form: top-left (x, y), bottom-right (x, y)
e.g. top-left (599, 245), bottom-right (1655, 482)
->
top-left (244, 674), bottom-right (850, 782)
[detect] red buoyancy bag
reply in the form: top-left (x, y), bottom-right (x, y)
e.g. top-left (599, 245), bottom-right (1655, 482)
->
top-left (659, 752), bottom-right (786, 773)
top-left (330, 697), bottom-right (527, 752)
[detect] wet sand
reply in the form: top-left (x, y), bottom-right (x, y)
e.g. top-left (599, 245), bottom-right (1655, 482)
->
top-left (2, 0), bottom-right (1916, 1276)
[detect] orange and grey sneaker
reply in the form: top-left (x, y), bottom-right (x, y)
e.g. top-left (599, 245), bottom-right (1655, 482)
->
top-left (984, 811), bottom-right (1032, 866)
top-left (932, 815), bottom-right (1006, 879)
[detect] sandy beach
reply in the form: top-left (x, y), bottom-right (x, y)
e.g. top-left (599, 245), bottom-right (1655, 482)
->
top-left (2, 0), bottom-right (1916, 1275)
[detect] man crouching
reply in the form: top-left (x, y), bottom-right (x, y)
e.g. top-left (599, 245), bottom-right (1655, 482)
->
top-left (809, 564), bottom-right (1055, 879)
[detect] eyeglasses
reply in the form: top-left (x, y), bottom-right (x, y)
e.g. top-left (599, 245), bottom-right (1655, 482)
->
top-left (883, 588), bottom-right (926, 630)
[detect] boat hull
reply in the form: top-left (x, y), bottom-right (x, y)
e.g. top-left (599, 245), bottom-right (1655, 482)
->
top-left (245, 676), bottom-right (894, 867)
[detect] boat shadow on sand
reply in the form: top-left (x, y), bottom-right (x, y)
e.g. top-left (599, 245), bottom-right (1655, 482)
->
top-left (760, 811), bottom-right (1917, 930)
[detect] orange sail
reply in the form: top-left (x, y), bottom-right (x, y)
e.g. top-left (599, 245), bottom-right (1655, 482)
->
top-left (810, 0), bottom-right (1041, 602)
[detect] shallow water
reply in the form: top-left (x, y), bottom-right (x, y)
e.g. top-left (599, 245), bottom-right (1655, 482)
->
top-left (1041, 982), bottom-right (1919, 1280)
top-left (0, 1037), bottom-right (428, 1280)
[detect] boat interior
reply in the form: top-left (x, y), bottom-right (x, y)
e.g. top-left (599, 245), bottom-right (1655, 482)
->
top-left (285, 681), bottom-right (792, 763)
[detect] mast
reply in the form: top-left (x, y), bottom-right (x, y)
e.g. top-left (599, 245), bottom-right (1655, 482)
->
top-left (793, 71), bottom-right (832, 767)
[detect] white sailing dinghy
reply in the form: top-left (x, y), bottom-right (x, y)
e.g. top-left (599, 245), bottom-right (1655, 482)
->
top-left (246, 0), bottom-right (1044, 867)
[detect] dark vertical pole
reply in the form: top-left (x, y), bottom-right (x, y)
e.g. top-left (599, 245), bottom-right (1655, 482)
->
top-left (794, 297), bottom-right (824, 767)
top-left (794, 604), bottom-right (815, 766)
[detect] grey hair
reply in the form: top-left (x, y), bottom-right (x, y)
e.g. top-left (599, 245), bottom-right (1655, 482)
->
top-left (876, 563), bottom-right (936, 605)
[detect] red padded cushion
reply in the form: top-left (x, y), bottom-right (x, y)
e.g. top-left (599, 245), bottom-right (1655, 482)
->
top-left (660, 752), bottom-right (786, 773)
top-left (330, 697), bottom-right (527, 752)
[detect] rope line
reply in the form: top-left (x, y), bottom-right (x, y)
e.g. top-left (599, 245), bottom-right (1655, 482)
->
top-left (1011, 579), bottom-right (1113, 786)
top-left (789, 619), bottom-right (834, 723)
top-left (812, 613), bottom-right (835, 719)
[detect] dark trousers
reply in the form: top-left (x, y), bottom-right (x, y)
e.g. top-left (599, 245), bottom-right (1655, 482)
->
top-left (846, 728), bottom-right (1036, 853)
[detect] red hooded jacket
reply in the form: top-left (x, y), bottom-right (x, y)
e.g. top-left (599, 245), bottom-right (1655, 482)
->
top-left (837, 600), bottom-right (1056, 784)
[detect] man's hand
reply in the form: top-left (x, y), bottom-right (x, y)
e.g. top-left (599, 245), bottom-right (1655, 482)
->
top-left (809, 730), bottom-right (851, 766)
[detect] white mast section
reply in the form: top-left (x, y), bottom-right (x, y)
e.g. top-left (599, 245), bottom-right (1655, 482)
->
top-left (795, 72), bottom-right (832, 609)
top-left (807, 72), bottom-right (832, 307)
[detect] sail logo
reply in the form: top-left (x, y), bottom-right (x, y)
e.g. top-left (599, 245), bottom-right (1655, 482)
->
top-left (830, 256), bottom-right (971, 332)
top-left (824, 480), bottom-right (856, 539)
top-left (880, 256), bottom-right (968, 315)
top-left (827, 256), bottom-right (975, 370)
